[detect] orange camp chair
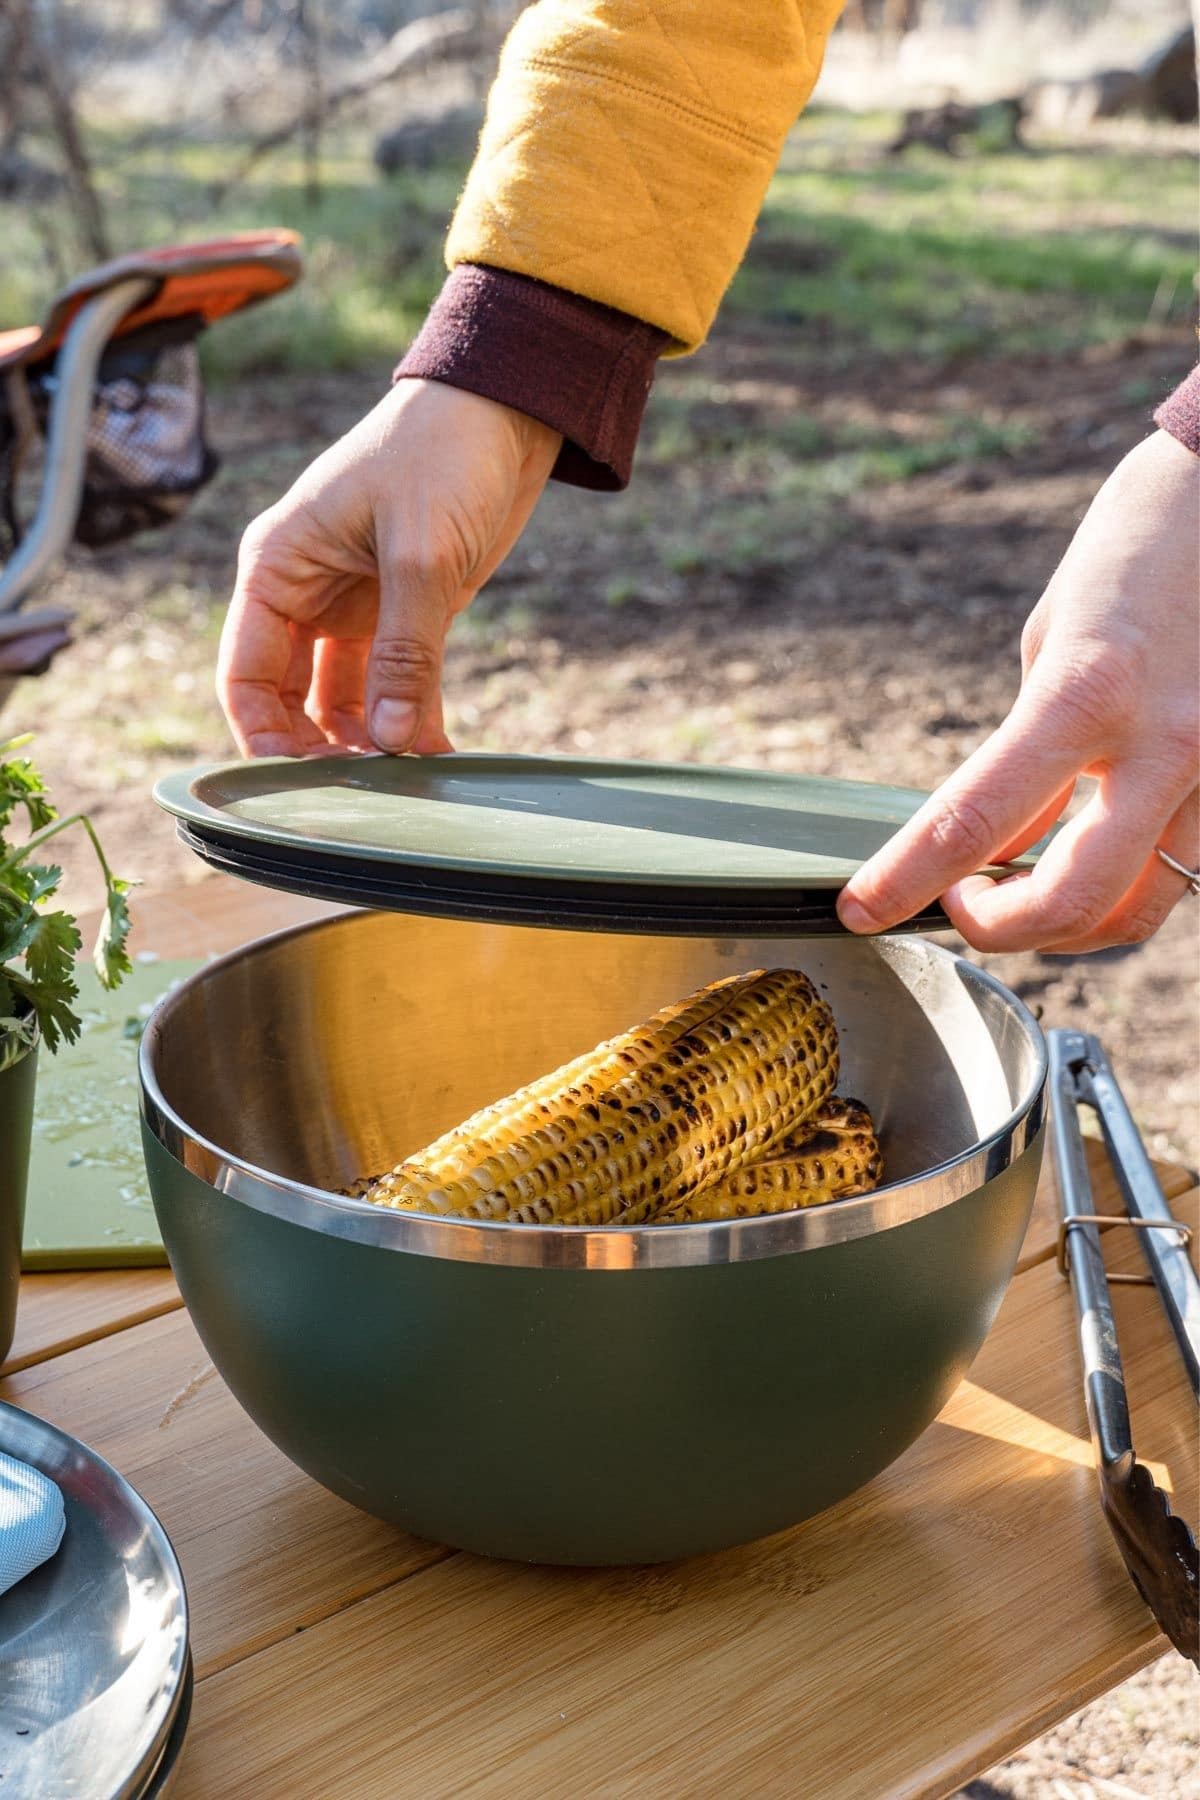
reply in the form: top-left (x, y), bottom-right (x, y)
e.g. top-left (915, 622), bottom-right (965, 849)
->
top-left (0, 231), bottom-right (303, 705)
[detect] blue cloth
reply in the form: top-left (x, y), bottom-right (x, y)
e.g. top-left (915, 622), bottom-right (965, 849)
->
top-left (0, 1451), bottom-right (65, 1598)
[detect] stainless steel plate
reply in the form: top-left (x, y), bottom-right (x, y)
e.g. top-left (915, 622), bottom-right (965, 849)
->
top-left (0, 1402), bottom-right (190, 1800)
top-left (140, 1655), bottom-right (193, 1799)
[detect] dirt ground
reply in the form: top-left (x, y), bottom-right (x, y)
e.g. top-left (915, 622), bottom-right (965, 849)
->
top-left (11, 325), bottom-right (1199, 1790)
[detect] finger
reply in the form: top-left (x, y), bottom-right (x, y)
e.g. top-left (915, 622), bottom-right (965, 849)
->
top-left (940, 761), bottom-right (1195, 953)
top-left (360, 422), bottom-right (555, 755)
top-left (1019, 598), bottom-right (1049, 677)
top-left (1035, 786), bottom-right (1200, 954)
top-left (365, 537), bottom-right (455, 754)
top-left (308, 636), bottom-right (374, 750)
top-left (410, 679), bottom-right (455, 755)
top-left (407, 600), bottom-right (466, 754)
top-left (992, 780), bottom-right (1075, 864)
top-left (218, 583), bottom-right (321, 758)
top-left (1155, 786), bottom-right (1200, 897)
top-left (277, 626), bottom-right (327, 756)
top-left (838, 698), bottom-right (1086, 933)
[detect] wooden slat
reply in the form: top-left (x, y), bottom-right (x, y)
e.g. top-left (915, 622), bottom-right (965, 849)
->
top-left (0, 1309), bottom-right (450, 1677)
top-left (2, 1267), bottom-right (180, 1375)
top-left (1016, 1134), bottom-right (1195, 1277)
top-left (155, 1200), bottom-right (1200, 1798)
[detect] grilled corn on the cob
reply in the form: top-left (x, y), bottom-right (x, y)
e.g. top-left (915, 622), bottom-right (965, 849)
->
top-left (652, 1096), bottom-right (882, 1223)
top-left (360, 968), bottom-right (838, 1225)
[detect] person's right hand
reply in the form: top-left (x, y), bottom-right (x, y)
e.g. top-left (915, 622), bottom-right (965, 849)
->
top-left (218, 379), bottom-right (561, 757)
top-left (839, 428), bottom-right (1199, 953)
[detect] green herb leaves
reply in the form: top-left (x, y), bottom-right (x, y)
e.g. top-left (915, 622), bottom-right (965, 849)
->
top-left (0, 737), bottom-right (132, 1060)
top-left (0, 736), bottom-right (55, 835)
top-left (93, 876), bottom-right (133, 990)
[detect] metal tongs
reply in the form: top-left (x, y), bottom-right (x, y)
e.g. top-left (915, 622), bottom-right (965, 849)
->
top-left (1049, 1029), bottom-right (1199, 1664)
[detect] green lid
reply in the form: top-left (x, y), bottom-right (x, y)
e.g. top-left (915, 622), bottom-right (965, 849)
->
top-left (155, 752), bottom-right (1026, 936)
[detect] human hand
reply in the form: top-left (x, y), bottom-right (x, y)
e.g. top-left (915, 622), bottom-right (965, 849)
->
top-left (218, 380), bottom-right (561, 757)
top-left (838, 428), bottom-right (1199, 953)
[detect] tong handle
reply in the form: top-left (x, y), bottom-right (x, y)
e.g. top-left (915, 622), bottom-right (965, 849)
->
top-left (1079, 1042), bottom-right (1200, 1395)
top-left (1049, 1033), bottom-right (1132, 1475)
top-left (1049, 1029), bottom-right (1200, 1664)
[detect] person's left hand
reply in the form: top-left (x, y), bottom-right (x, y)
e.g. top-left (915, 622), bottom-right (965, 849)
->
top-left (217, 380), bottom-right (560, 758)
top-left (837, 428), bottom-right (1199, 954)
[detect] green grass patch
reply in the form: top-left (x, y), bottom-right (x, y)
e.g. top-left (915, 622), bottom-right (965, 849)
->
top-left (728, 129), bottom-right (1196, 358)
top-left (1, 124), bottom-right (465, 382)
top-left (1, 109), bottom-right (1192, 382)
top-left (641, 406), bottom-right (1038, 579)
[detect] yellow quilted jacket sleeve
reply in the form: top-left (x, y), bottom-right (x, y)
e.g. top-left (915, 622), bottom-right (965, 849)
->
top-left (445, 0), bottom-right (846, 354)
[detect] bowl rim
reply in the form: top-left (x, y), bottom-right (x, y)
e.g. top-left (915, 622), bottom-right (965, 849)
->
top-left (139, 913), bottom-right (1047, 1272)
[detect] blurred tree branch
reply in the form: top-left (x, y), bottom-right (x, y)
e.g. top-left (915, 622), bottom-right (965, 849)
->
top-left (1, 0), bottom-right (112, 261)
top-left (0, 0), bottom-right (33, 164)
top-left (294, 0), bottom-right (324, 205)
top-left (212, 4), bottom-right (488, 201)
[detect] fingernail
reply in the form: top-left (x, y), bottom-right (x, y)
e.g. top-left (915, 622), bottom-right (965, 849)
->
top-left (370, 700), bottom-right (419, 751)
top-left (836, 894), bottom-right (876, 935)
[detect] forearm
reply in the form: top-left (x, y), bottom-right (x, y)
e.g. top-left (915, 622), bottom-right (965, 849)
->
top-left (445, 0), bottom-right (846, 354)
top-left (396, 2), bottom-right (1200, 490)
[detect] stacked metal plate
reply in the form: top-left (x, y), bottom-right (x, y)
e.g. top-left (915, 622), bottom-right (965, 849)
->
top-left (0, 1402), bottom-right (191, 1799)
top-left (156, 752), bottom-right (1028, 936)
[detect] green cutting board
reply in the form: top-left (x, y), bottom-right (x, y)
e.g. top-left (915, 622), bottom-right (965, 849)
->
top-left (21, 959), bottom-right (204, 1270)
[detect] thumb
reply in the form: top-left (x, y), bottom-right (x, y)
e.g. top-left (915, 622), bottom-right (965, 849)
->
top-left (366, 550), bottom-right (453, 753)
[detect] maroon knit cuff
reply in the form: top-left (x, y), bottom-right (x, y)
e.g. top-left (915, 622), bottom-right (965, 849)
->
top-left (394, 265), bottom-right (668, 491)
top-left (1154, 363), bottom-right (1200, 456)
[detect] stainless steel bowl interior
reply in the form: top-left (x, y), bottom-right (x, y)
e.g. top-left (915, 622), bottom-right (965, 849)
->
top-left (141, 911), bottom-right (1046, 1268)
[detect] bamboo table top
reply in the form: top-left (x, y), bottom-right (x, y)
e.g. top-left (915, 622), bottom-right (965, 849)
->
top-left (3, 880), bottom-right (1196, 1800)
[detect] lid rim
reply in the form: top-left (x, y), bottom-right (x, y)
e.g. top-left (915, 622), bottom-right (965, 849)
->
top-left (155, 751), bottom-right (1039, 925)
top-left (175, 819), bottom-right (954, 938)
top-left (156, 752), bottom-right (946, 890)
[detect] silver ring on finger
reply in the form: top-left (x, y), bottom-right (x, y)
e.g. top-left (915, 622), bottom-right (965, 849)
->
top-left (1156, 846), bottom-right (1200, 896)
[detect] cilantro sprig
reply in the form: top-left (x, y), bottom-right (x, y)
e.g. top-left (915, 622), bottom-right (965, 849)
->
top-left (0, 736), bottom-right (132, 1071)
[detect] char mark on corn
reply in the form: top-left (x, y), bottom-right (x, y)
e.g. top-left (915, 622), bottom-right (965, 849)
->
top-left (360, 969), bottom-right (838, 1225)
top-left (653, 1096), bottom-right (883, 1223)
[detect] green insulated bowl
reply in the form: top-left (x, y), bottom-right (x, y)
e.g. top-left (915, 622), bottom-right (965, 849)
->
top-left (139, 913), bottom-right (1046, 1566)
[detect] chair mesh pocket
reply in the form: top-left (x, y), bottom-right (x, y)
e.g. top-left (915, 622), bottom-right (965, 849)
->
top-left (75, 336), bottom-right (219, 547)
